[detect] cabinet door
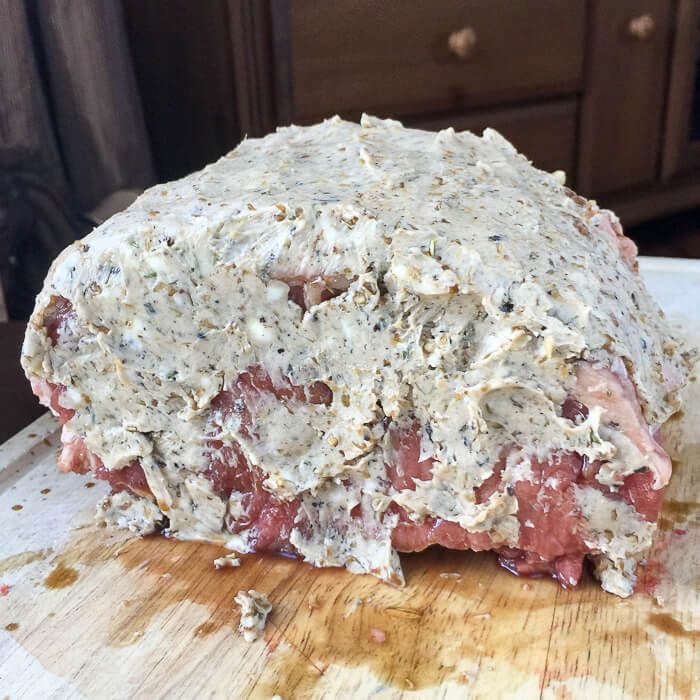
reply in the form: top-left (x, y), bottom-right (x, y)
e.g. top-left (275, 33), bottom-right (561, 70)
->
top-left (275, 0), bottom-right (585, 124)
top-left (577, 1), bottom-right (673, 197)
top-left (661, 0), bottom-right (700, 179)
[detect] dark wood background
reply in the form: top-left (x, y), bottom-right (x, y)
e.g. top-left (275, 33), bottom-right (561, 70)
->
top-left (123, 0), bottom-right (241, 180)
top-left (123, 1), bottom-right (700, 229)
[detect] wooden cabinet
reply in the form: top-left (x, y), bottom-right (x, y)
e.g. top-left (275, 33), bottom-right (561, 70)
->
top-left (578, 0), bottom-right (673, 196)
top-left (282, 1), bottom-right (585, 123)
top-left (228, 1), bottom-right (700, 226)
top-left (662, 0), bottom-right (700, 179)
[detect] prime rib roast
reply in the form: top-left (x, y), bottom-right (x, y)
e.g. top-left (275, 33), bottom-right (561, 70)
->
top-left (23, 115), bottom-right (688, 596)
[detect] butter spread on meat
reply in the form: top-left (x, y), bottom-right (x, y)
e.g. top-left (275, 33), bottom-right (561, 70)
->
top-left (22, 115), bottom-right (688, 597)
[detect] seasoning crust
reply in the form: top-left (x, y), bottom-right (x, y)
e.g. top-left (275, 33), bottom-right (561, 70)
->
top-left (22, 115), bottom-right (688, 596)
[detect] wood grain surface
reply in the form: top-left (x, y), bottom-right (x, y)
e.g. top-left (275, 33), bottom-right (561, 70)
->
top-left (577, 0), bottom-right (673, 197)
top-left (284, 0), bottom-right (585, 123)
top-left (123, 0), bottom-right (242, 179)
top-left (1, 260), bottom-right (698, 699)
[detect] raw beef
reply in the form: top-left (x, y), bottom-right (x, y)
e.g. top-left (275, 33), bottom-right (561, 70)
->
top-left (23, 116), bottom-right (688, 596)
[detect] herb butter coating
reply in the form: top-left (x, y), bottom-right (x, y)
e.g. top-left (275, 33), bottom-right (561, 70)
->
top-left (22, 115), bottom-right (688, 596)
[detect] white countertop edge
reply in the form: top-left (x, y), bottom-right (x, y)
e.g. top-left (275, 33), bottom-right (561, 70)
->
top-left (638, 255), bottom-right (700, 274)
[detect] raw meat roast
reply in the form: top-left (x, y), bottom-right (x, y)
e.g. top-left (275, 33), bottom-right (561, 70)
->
top-left (22, 115), bottom-right (688, 596)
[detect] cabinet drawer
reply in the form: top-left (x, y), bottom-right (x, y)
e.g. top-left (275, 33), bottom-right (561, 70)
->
top-left (409, 100), bottom-right (578, 179)
top-left (283, 0), bottom-right (585, 122)
top-left (577, 0), bottom-right (673, 196)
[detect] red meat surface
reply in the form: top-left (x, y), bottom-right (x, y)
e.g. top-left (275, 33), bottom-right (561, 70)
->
top-left (205, 364), bottom-right (334, 551)
top-left (280, 274), bottom-right (350, 312)
top-left (43, 295), bottom-right (77, 345)
top-left (383, 420), bottom-right (591, 586)
top-left (565, 189), bottom-right (638, 272)
top-left (93, 460), bottom-right (151, 497)
top-left (32, 293), bottom-right (668, 588)
top-left (32, 366), bottom-right (150, 497)
top-left (209, 439), bottom-right (300, 552)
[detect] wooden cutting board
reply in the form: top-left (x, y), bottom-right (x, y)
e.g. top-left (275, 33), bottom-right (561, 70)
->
top-left (1, 258), bottom-right (698, 699)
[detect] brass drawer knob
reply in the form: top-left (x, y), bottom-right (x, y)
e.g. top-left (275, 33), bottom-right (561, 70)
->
top-left (447, 27), bottom-right (477, 60)
top-left (627, 13), bottom-right (655, 40)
